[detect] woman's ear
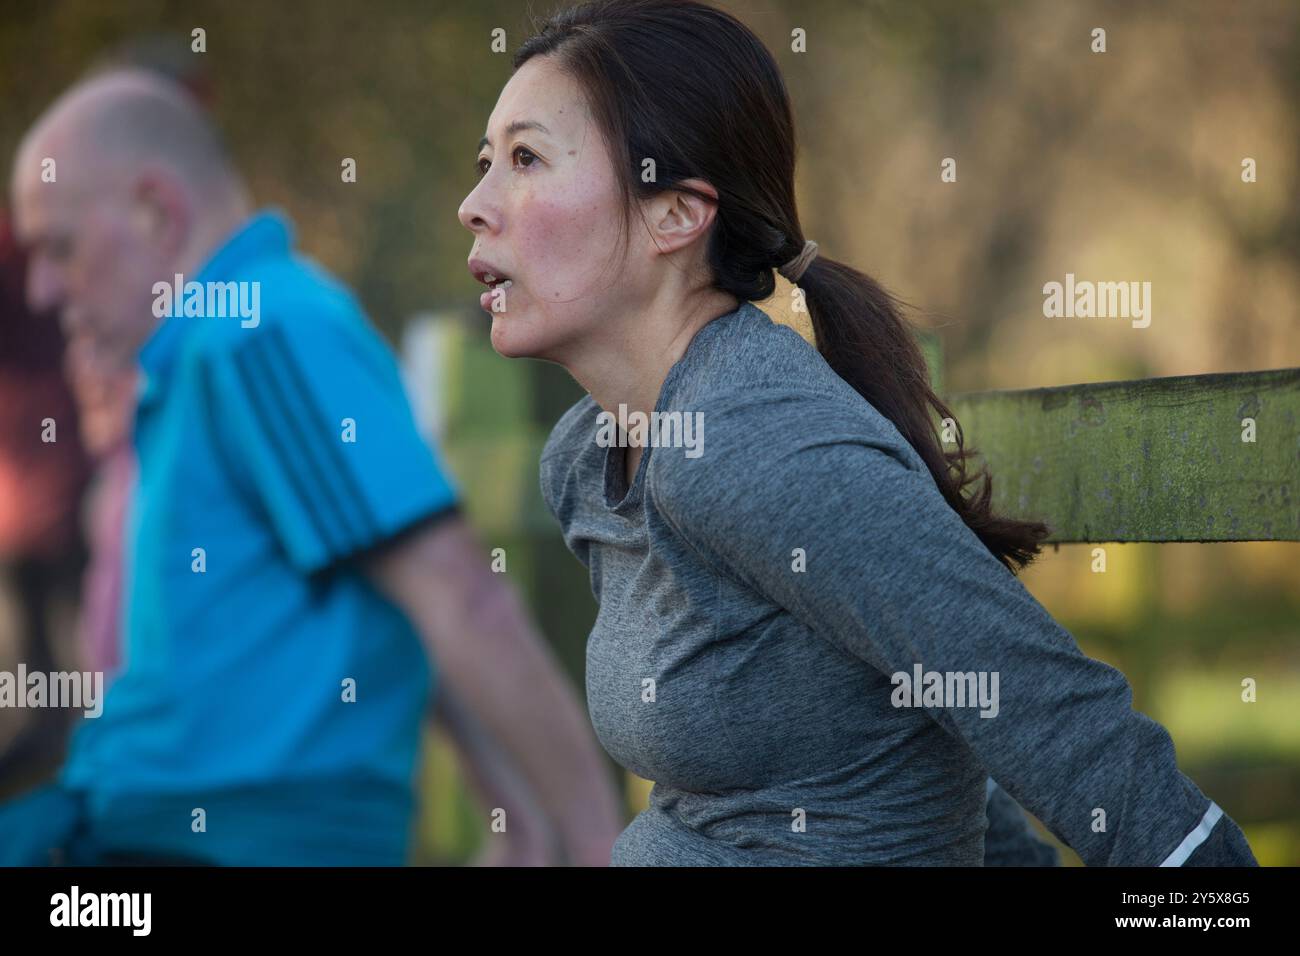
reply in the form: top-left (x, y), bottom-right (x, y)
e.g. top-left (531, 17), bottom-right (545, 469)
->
top-left (647, 177), bottom-right (719, 256)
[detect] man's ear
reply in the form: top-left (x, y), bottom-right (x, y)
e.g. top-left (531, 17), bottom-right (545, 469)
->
top-left (647, 177), bottom-right (719, 256)
top-left (131, 168), bottom-right (190, 256)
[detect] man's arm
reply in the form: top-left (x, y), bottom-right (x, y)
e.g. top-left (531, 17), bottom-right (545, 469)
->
top-left (364, 512), bottom-right (624, 866)
top-left (429, 683), bottom-right (557, 866)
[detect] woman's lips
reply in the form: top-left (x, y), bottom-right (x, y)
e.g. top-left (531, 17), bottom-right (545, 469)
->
top-left (479, 278), bottom-right (515, 313)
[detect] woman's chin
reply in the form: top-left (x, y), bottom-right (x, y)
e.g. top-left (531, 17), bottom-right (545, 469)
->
top-left (488, 312), bottom-right (543, 359)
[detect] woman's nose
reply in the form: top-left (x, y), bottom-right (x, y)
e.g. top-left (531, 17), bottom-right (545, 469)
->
top-left (457, 182), bottom-right (495, 234)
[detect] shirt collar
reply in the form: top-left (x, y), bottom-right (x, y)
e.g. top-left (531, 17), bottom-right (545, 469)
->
top-left (137, 208), bottom-right (293, 388)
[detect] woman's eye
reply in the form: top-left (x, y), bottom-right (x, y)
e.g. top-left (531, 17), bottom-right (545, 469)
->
top-left (475, 145), bottom-right (538, 178)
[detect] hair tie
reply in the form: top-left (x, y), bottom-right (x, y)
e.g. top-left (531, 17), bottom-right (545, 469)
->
top-left (777, 239), bottom-right (818, 283)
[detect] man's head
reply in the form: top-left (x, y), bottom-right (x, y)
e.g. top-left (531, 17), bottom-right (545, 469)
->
top-left (9, 68), bottom-right (249, 367)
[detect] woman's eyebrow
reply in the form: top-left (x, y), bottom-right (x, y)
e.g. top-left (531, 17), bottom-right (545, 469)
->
top-left (477, 119), bottom-right (551, 152)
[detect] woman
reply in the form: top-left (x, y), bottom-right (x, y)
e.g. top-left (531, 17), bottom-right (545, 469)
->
top-left (457, 0), bottom-right (1257, 866)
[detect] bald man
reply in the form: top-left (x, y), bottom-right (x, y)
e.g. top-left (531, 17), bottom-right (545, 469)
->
top-left (2, 69), bottom-right (621, 866)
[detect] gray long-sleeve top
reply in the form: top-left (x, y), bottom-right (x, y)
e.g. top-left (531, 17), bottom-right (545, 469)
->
top-left (540, 300), bottom-right (1257, 866)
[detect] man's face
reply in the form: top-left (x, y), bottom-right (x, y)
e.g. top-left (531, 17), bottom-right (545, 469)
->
top-left (11, 156), bottom-right (168, 367)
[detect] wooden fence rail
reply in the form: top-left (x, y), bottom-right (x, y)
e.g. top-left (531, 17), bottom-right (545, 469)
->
top-left (944, 367), bottom-right (1300, 543)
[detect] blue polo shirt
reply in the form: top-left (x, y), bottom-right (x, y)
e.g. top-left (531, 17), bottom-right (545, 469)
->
top-left (59, 209), bottom-right (459, 865)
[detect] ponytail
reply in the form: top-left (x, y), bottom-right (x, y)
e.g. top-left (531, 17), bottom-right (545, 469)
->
top-left (797, 254), bottom-right (1050, 572)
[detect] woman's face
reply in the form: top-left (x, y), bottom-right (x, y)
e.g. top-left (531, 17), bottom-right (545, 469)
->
top-left (459, 55), bottom-right (639, 362)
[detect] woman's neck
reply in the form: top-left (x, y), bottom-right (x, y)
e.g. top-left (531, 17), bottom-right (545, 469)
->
top-left (567, 287), bottom-right (741, 422)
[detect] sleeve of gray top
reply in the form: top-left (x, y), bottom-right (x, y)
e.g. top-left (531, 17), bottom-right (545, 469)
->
top-left (650, 391), bottom-right (1257, 867)
top-left (985, 777), bottom-right (1060, 866)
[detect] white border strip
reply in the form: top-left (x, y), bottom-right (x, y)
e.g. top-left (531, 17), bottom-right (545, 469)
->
top-left (1159, 801), bottom-right (1224, 866)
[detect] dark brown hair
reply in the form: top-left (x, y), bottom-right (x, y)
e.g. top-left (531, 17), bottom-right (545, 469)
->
top-left (516, 0), bottom-right (1049, 571)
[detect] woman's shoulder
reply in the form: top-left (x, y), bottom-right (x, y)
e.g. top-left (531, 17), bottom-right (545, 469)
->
top-left (542, 392), bottom-right (602, 462)
top-left (668, 302), bottom-right (859, 410)
top-left (644, 305), bottom-right (935, 533)
top-left (539, 392), bottom-right (604, 521)
top-left (661, 303), bottom-right (917, 460)
top-left (647, 385), bottom-right (921, 500)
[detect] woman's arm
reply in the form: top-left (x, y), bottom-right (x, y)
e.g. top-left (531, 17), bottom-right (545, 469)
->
top-left (650, 391), bottom-right (1257, 867)
top-left (984, 777), bottom-right (1059, 866)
